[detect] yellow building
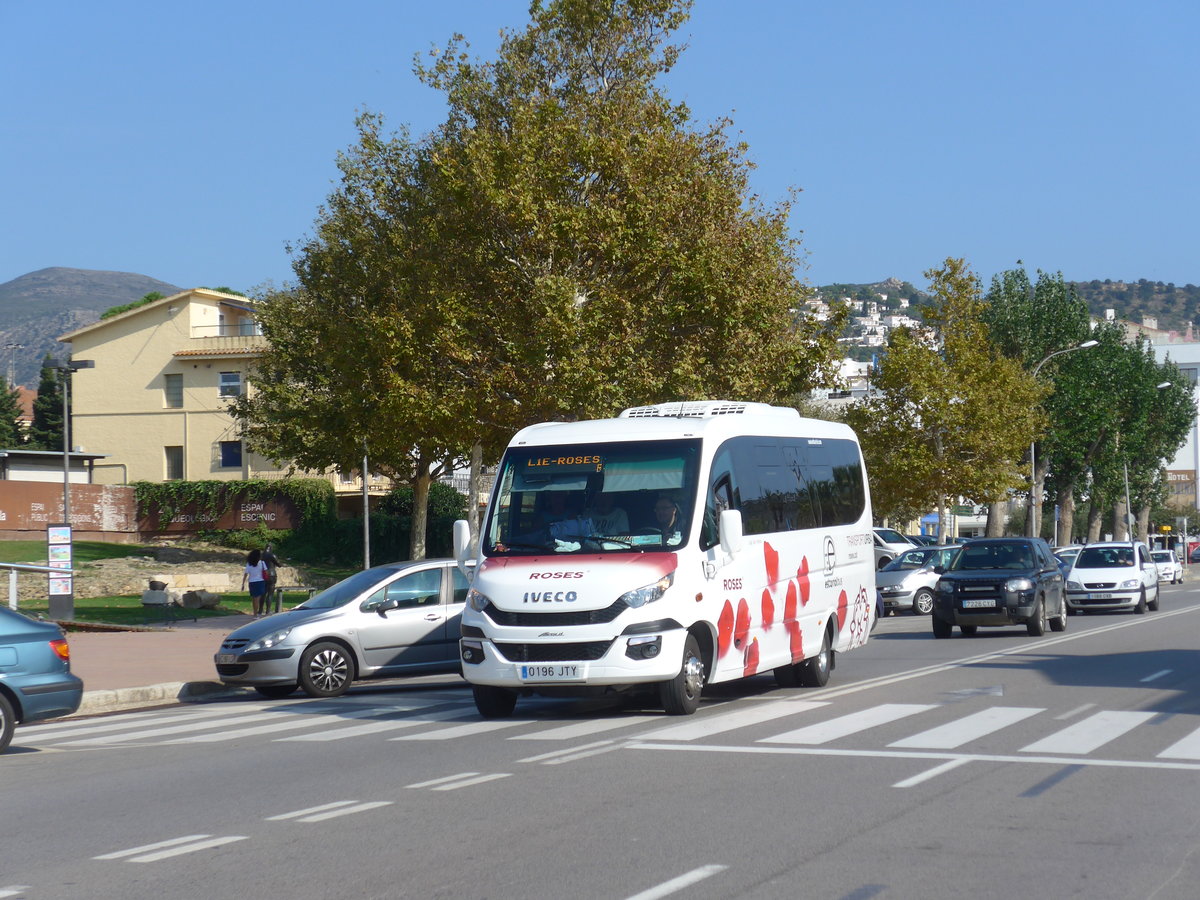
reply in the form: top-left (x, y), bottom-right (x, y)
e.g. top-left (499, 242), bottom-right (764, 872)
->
top-left (57, 288), bottom-right (387, 507)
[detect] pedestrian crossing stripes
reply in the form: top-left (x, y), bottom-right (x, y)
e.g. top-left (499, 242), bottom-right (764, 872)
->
top-left (19, 694), bottom-right (1200, 766)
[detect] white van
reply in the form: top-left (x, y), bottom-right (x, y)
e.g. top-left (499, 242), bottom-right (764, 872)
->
top-left (453, 401), bottom-right (877, 717)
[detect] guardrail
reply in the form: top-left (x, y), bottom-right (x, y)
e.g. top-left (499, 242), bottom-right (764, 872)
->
top-left (1, 562), bottom-right (77, 612)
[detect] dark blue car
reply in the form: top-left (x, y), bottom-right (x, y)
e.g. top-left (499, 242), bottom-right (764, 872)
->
top-left (0, 608), bottom-right (84, 752)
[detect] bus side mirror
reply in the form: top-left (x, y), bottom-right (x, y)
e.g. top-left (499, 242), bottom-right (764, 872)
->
top-left (719, 509), bottom-right (744, 556)
top-left (453, 519), bottom-right (474, 582)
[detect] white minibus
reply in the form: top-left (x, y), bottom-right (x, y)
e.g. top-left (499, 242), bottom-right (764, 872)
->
top-left (453, 400), bottom-right (876, 717)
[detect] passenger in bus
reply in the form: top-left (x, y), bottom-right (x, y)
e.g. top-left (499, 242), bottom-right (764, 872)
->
top-left (582, 492), bottom-right (629, 535)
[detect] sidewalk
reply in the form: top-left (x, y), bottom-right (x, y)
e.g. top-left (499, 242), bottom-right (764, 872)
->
top-left (65, 614), bottom-right (255, 716)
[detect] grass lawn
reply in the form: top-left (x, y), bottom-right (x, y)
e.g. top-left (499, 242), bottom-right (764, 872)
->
top-left (0, 540), bottom-right (156, 565)
top-left (15, 592), bottom-right (316, 628)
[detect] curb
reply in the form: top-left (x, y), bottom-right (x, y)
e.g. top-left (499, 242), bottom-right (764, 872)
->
top-left (73, 680), bottom-right (248, 717)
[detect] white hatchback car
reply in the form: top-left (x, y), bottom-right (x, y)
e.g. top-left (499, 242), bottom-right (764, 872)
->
top-left (1151, 549), bottom-right (1183, 584)
top-left (1065, 541), bottom-right (1160, 614)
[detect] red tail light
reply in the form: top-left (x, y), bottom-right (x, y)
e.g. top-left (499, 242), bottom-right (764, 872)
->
top-left (50, 638), bottom-right (70, 661)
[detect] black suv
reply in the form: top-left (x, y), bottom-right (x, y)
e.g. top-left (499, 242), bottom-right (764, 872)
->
top-left (931, 537), bottom-right (1066, 639)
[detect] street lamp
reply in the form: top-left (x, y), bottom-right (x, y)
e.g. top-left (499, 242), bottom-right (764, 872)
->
top-left (45, 358), bottom-right (95, 525)
top-left (1029, 340), bottom-right (1099, 539)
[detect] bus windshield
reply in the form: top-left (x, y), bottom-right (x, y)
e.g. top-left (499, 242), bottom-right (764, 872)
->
top-left (483, 439), bottom-right (702, 556)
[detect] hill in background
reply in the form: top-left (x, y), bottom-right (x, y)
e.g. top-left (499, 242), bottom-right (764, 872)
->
top-left (0, 268), bottom-right (182, 387)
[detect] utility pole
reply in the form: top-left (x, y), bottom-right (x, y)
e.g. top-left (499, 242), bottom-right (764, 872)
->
top-left (3, 342), bottom-right (23, 387)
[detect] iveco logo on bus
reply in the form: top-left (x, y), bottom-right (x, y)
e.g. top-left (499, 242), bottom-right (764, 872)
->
top-left (528, 572), bottom-right (584, 579)
top-left (523, 591), bottom-right (579, 603)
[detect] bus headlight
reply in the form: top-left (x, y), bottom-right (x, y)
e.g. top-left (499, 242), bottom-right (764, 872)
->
top-left (619, 572), bottom-right (674, 608)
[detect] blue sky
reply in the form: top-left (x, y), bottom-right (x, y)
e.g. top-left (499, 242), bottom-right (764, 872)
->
top-left (2, 0), bottom-right (1196, 296)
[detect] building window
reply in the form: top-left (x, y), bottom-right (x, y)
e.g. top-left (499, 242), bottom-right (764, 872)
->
top-left (219, 441), bottom-right (243, 468)
top-left (219, 371), bottom-right (242, 397)
top-left (164, 373), bottom-right (183, 408)
top-left (1179, 367), bottom-right (1198, 385)
top-left (165, 446), bottom-right (184, 481)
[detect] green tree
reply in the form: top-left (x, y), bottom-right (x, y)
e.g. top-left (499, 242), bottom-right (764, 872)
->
top-left (981, 267), bottom-right (1093, 539)
top-left (26, 357), bottom-right (64, 451)
top-left (846, 259), bottom-right (1044, 537)
top-left (0, 383), bottom-right (23, 448)
top-left (236, 0), bottom-right (844, 558)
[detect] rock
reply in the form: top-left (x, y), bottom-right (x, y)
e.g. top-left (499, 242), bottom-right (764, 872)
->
top-left (181, 590), bottom-right (220, 610)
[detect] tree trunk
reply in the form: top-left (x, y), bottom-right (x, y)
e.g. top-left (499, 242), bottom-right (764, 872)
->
top-left (1056, 488), bottom-right (1077, 547)
top-left (985, 497), bottom-right (1007, 537)
top-left (936, 494), bottom-right (948, 543)
top-left (1031, 450), bottom-right (1050, 538)
top-left (1136, 505), bottom-right (1152, 544)
top-left (408, 454), bottom-right (432, 560)
top-left (1086, 501), bottom-right (1104, 543)
top-left (1113, 498), bottom-right (1129, 541)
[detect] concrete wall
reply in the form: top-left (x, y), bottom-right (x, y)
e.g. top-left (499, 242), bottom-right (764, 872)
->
top-left (0, 482), bottom-right (139, 541)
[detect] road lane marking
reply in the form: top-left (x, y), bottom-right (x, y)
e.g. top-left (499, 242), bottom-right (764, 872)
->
top-left (1158, 725), bottom-right (1200, 760)
top-left (128, 836), bottom-right (248, 862)
top-left (94, 834), bottom-right (247, 862)
top-left (431, 773), bottom-right (511, 791)
top-left (635, 699), bottom-right (828, 742)
top-left (0, 887), bottom-right (30, 898)
top-left (294, 802), bottom-right (393, 822)
top-left (1019, 710), bottom-right (1157, 755)
top-left (889, 707), bottom-right (1043, 749)
top-left (1141, 669), bottom-right (1172, 683)
top-left (266, 801), bottom-right (361, 820)
top-left (509, 715), bottom-right (662, 741)
top-left (166, 707), bottom-right (395, 742)
top-left (625, 740), bottom-right (1200, 772)
top-left (624, 865), bottom-right (729, 900)
top-left (390, 720), bottom-right (534, 740)
top-left (810, 606), bottom-right (1200, 703)
top-left (517, 740), bottom-right (616, 763)
top-left (760, 704), bottom-right (934, 745)
top-left (893, 758), bottom-right (971, 788)
top-left (276, 708), bottom-right (477, 741)
top-left (406, 772), bottom-right (480, 789)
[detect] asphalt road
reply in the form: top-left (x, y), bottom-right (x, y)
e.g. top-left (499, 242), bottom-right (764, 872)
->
top-left (5, 583), bottom-right (1200, 900)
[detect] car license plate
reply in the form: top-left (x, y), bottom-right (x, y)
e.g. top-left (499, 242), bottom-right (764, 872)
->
top-left (519, 664), bottom-right (586, 682)
top-left (1088, 593), bottom-right (1113, 600)
top-left (218, 654), bottom-right (237, 664)
top-left (961, 599), bottom-right (995, 608)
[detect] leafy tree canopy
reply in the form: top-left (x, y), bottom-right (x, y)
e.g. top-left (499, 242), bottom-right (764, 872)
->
top-left (235, 0), bottom-right (844, 555)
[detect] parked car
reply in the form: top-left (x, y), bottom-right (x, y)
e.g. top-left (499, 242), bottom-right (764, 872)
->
top-left (876, 546), bottom-right (959, 616)
top-left (214, 559), bottom-right (472, 698)
top-left (1151, 549), bottom-right (1183, 585)
top-left (1065, 542), bottom-right (1160, 614)
top-left (0, 608), bottom-right (84, 752)
top-left (931, 537), bottom-right (1067, 639)
top-left (873, 527), bottom-right (916, 570)
top-left (905, 534), bottom-right (940, 547)
top-left (1053, 545), bottom-right (1083, 575)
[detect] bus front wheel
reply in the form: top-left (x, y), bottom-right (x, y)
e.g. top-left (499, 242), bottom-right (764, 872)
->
top-left (660, 634), bottom-right (705, 716)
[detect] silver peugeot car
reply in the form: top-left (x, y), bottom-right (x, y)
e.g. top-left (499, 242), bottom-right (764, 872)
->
top-left (214, 559), bottom-right (472, 698)
top-left (876, 545), bottom-right (958, 616)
